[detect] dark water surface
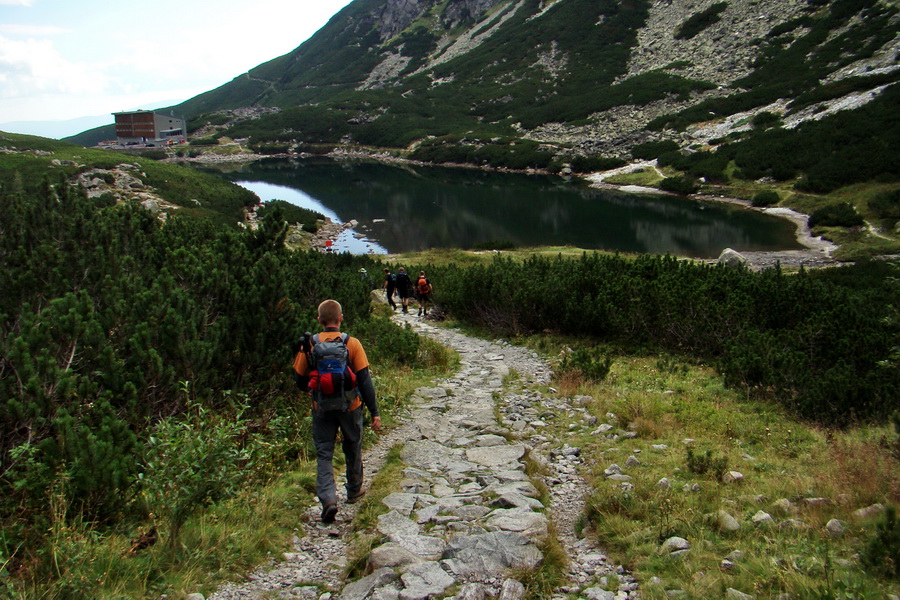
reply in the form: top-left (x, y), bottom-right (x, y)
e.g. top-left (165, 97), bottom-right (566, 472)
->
top-left (213, 158), bottom-right (803, 257)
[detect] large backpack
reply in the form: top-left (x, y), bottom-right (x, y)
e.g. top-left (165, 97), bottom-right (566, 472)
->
top-left (417, 277), bottom-right (430, 295)
top-left (308, 333), bottom-right (357, 412)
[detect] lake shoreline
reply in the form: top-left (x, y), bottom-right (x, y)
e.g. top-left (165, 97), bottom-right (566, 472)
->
top-left (188, 150), bottom-right (840, 269)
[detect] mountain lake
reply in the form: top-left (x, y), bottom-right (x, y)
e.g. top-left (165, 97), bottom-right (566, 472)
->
top-left (208, 157), bottom-right (804, 257)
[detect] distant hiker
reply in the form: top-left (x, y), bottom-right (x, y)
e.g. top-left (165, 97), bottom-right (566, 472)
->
top-left (416, 271), bottom-right (433, 316)
top-left (395, 267), bottom-right (412, 314)
top-left (382, 268), bottom-right (397, 310)
top-left (293, 300), bottom-right (381, 523)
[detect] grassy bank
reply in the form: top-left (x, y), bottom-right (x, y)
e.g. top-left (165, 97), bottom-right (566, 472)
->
top-left (519, 332), bottom-right (900, 599)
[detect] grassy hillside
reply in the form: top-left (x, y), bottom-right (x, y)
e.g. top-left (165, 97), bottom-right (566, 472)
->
top-left (0, 132), bottom-right (257, 225)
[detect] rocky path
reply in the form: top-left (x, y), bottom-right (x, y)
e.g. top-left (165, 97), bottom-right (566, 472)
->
top-left (207, 313), bottom-right (636, 600)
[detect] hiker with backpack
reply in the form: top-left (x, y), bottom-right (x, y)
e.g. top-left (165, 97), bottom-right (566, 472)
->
top-left (416, 271), bottom-right (433, 317)
top-left (382, 268), bottom-right (397, 310)
top-left (292, 299), bottom-right (381, 523)
top-left (395, 266), bottom-right (412, 314)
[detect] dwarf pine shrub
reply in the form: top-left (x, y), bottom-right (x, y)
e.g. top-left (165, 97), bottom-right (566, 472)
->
top-left (862, 505), bottom-right (900, 579)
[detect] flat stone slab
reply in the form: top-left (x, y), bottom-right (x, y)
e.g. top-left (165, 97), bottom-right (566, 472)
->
top-left (390, 533), bottom-right (448, 561)
top-left (378, 510), bottom-right (419, 537)
top-left (486, 508), bottom-right (549, 541)
top-left (442, 531), bottom-right (543, 578)
top-left (465, 444), bottom-right (526, 467)
top-left (340, 567), bottom-right (398, 600)
top-left (367, 543), bottom-right (425, 571)
top-left (401, 440), bottom-right (478, 473)
top-left (399, 561), bottom-right (455, 600)
top-left (382, 492), bottom-right (420, 516)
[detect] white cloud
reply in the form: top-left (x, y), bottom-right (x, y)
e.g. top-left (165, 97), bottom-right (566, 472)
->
top-left (0, 0), bottom-right (356, 123)
top-left (0, 34), bottom-right (109, 99)
top-left (0, 25), bottom-right (68, 35)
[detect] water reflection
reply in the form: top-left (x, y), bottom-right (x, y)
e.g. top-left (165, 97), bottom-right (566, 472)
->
top-left (214, 158), bottom-right (802, 258)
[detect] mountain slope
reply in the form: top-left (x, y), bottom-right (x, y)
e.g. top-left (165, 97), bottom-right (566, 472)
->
top-left (170, 0), bottom-right (898, 161)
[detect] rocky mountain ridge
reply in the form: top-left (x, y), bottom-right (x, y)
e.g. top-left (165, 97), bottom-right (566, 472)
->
top-left (170, 0), bottom-right (898, 163)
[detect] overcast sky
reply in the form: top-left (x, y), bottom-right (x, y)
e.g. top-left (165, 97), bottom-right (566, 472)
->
top-left (0, 0), bottom-right (354, 128)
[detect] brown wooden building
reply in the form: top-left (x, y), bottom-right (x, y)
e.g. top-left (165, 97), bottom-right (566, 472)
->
top-left (113, 110), bottom-right (186, 146)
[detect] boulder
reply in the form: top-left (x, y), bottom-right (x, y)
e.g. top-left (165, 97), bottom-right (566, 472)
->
top-left (718, 248), bottom-right (747, 269)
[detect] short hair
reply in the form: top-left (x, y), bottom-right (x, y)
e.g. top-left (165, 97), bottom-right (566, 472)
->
top-left (384, 268), bottom-right (390, 273)
top-left (419, 271), bottom-right (425, 276)
top-left (318, 299), bottom-right (342, 325)
top-left (398, 267), bottom-right (405, 272)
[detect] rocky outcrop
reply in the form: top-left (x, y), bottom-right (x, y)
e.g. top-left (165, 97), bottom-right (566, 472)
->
top-left (70, 164), bottom-right (179, 219)
top-left (444, 0), bottom-right (501, 27)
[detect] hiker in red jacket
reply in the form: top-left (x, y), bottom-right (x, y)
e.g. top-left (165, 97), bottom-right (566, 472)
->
top-left (415, 271), bottom-right (432, 317)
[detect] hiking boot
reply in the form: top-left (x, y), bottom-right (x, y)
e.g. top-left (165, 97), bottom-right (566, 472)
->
top-left (417, 309), bottom-right (422, 316)
top-left (346, 490), bottom-right (365, 504)
top-left (321, 502), bottom-right (337, 523)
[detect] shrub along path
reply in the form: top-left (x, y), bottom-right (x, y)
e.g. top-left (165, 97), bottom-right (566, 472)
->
top-left (207, 312), bottom-right (638, 600)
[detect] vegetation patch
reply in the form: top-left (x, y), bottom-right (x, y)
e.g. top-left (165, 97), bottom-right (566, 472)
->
top-left (429, 253), bottom-right (900, 425)
top-left (674, 2), bottom-right (728, 40)
top-left (561, 351), bottom-right (900, 598)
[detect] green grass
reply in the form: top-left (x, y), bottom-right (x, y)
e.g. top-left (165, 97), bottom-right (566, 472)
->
top-left (603, 168), bottom-right (664, 187)
top-left (0, 131), bottom-right (256, 226)
top-left (536, 340), bottom-right (900, 599)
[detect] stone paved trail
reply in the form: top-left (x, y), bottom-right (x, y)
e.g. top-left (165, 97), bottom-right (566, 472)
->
top-left (208, 312), bottom-right (637, 600)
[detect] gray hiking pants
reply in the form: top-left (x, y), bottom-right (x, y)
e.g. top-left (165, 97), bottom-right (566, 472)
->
top-left (312, 406), bottom-right (364, 506)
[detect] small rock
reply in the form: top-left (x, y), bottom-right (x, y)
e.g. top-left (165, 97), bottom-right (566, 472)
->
top-left (803, 497), bottom-right (831, 507)
top-left (497, 578), bottom-right (526, 600)
top-left (723, 471), bottom-right (744, 484)
top-left (583, 588), bottom-right (616, 600)
top-left (715, 510), bottom-right (741, 532)
top-left (186, 595), bottom-right (205, 600)
top-left (725, 588), bottom-right (755, 600)
top-left (773, 498), bottom-right (797, 515)
top-left (625, 455), bottom-right (641, 467)
top-left (852, 503), bottom-right (885, 520)
top-left (779, 518), bottom-right (809, 530)
top-left (604, 464), bottom-right (622, 476)
top-left (751, 511), bottom-right (774, 527)
top-left (725, 550), bottom-right (744, 562)
top-left (825, 519), bottom-right (845, 538)
top-left (657, 477), bottom-right (671, 490)
top-left (660, 536), bottom-right (691, 554)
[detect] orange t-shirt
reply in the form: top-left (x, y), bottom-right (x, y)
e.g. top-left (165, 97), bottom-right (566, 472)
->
top-left (293, 331), bottom-right (369, 411)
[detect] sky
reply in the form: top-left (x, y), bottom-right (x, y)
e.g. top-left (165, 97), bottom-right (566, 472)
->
top-left (0, 0), bottom-right (355, 133)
